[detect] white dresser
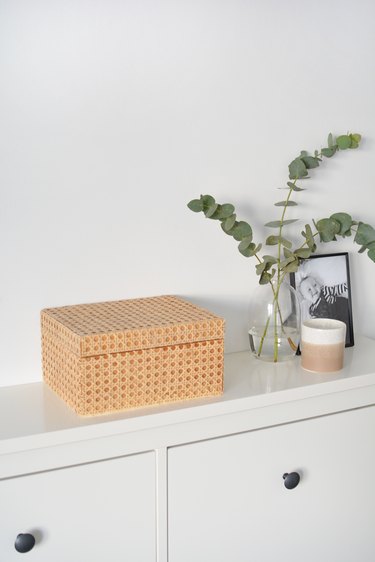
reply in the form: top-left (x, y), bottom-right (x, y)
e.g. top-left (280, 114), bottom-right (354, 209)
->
top-left (1, 336), bottom-right (375, 561)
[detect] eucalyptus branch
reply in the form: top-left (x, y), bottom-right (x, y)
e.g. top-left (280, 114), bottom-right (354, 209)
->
top-left (188, 132), bottom-right (375, 280)
top-left (187, 131), bottom-right (374, 361)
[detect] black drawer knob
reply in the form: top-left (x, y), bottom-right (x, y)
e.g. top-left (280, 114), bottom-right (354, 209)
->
top-left (283, 471), bottom-right (300, 489)
top-left (14, 533), bottom-right (36, 553)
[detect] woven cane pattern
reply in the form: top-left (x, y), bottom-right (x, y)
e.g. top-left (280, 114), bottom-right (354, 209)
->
top-left (41, 295), bottom-right (224, 415)
top-left (42, 331), bottom-right (82, 413)
top-left (42, 337), bottom-right (224, 416)
top-left (41, 296), bottom-right (223, 357)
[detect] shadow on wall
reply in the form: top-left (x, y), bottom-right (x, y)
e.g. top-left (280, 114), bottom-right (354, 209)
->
top-left (182, 294), bottom-right (250, 354)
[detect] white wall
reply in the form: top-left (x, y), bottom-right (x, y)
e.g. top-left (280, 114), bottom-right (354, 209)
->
top-left (1, 0), bottom-right (375, 386)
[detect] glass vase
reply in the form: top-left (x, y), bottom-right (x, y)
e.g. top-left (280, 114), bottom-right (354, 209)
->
top-left (248, 279), bottom-right (301, 362)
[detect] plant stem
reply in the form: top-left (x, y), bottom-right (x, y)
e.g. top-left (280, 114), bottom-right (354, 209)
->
top-left (257, 178), bottom-right (298, 361)
top-left (271, 179), bottom-right (297, 361)
top-left (273, 281), bottom-right (279, 362)
top-left (256, 273), bottom-right (287, 361)
top-left (256, 305), bottom-right (272, 358)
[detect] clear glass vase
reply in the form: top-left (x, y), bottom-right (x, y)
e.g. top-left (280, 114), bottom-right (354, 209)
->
top-left (248, 279), bottom-right (301, 362)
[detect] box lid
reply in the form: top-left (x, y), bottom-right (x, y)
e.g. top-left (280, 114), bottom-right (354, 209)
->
top-left (41, 295), bottom-right (224, 358)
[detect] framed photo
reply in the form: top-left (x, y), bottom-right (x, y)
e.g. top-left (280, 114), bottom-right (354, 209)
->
top-left (290, 252), bottom-right (354, 347)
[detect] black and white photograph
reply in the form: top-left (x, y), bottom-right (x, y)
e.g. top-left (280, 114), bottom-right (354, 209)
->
top-left (291, 252), bottom-right (354, 347)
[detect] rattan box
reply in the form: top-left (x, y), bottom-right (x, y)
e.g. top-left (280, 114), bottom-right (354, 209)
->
top-left (41, 295), bottom-right (224, 416)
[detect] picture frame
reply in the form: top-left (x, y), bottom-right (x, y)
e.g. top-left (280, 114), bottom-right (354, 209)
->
top-left (290, 252), bottom-right (354, 347)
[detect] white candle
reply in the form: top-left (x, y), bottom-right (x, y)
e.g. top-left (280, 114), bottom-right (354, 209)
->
top-left (301, 318), bottom-right (346, 373)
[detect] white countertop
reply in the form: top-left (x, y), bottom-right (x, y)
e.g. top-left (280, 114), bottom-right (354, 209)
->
top-left (1, 335), bottom-right (375, 455)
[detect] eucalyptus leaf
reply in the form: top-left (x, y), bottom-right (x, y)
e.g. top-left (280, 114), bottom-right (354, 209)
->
top-left (262, 255), bottom-right (278, 264)
top-left (231, 221), bottom-right (253, 241)
top-left (354, 222), bottom-right (375, 246)
top-left (274, 200), bottom-right (298, 207)
top-left (351, 133), bottom-right (362, 143)
top-left (214, 203), bottom-right (235, 219)
top-left (287, 181), bottom-right (305, 192)
top-left (321, 147), bottom-right (336, 158)
top-left (302, 222), bottom-right (317, 251)
top-left (187, 199), bottom-right (203, 212)
top-left (238, 242), bottom-right (257, 257)
top-left (349, 134), bottom-right (361, 149)
top-left (283, 248), bottom-right (294, 258)
top-left (282, 260), bottom-right (299, 273)
top-left (223, 214), bottom-right (236, 231)
top-left (295, 248), bottom-right (312, 258)
top-left (265, 219), bottom-right (298, 228)
top-left (301, 156), bottom-right (320, 169)
top-left (238, 236), bottom-right (253, 251)
top-left (279, 256), bottom-right (296, 268)
top-left (256, 262), bottom-right (267, 275)
top-left (221, 219), bottom-right (237, 234)
top-left (328, 133), bottom-right (334, 148)
top-left (266, 235), bottom-right (292, 248)
top-left (205, 206), bottom-right (220, 220)
top-left (265, 235), bottom-right (278, 246)
top-left (282, 219), bottom-right (299, 225)
top-left (200, 194), bottom-right (216, 208)
top-left (330, 212), bottom-right (353, 236)
top-left (336, 135), bottom-right (352, 150)
top-left (288, 158), bottom-right (308, 180)
top-left (259, 270), bottom-right (275, 284)
top-left (315, 217), bottom-right (341, 242)
top-left (205, 203), bottom-right (219, 218)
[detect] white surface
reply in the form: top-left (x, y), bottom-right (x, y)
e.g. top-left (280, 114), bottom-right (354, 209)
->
top-left (1, 0), bottom-right (375, 387)
top-left (1, 335), bottom-right (375, 446)
top-left (1, 338), bottom-right (375, 561)
top-left (0, 452), bottom-right (156, 562)
top-left (0, 335), bottom-right (375, 464)
top-left (168, 405), bottom-right (375, 562)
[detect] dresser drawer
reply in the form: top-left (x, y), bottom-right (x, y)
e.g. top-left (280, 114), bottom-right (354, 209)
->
top-left (168, 405), bottom-right (375, 562)
top-left (0, 451), bottom-right (156, 562)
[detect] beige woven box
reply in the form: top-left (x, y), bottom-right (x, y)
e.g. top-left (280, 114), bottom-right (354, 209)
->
top-left (41, 295), bottom-right (224, 416)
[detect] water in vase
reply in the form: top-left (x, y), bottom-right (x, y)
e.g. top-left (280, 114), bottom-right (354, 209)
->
top-left (248, 325), bottom-right (299, 362)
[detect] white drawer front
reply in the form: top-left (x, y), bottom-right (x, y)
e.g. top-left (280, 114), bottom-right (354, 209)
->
top-left (1, 451), bottom-right (156, 562)
top-left (168, 406), bottom-right (375, 562)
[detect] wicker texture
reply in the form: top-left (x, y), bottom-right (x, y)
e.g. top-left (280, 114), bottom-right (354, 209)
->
top-left (41, 296), bottom-right (224, 416)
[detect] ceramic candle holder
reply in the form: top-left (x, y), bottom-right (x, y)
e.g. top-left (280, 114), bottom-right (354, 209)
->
top-left (301, 318), bottom-right (347, 373)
